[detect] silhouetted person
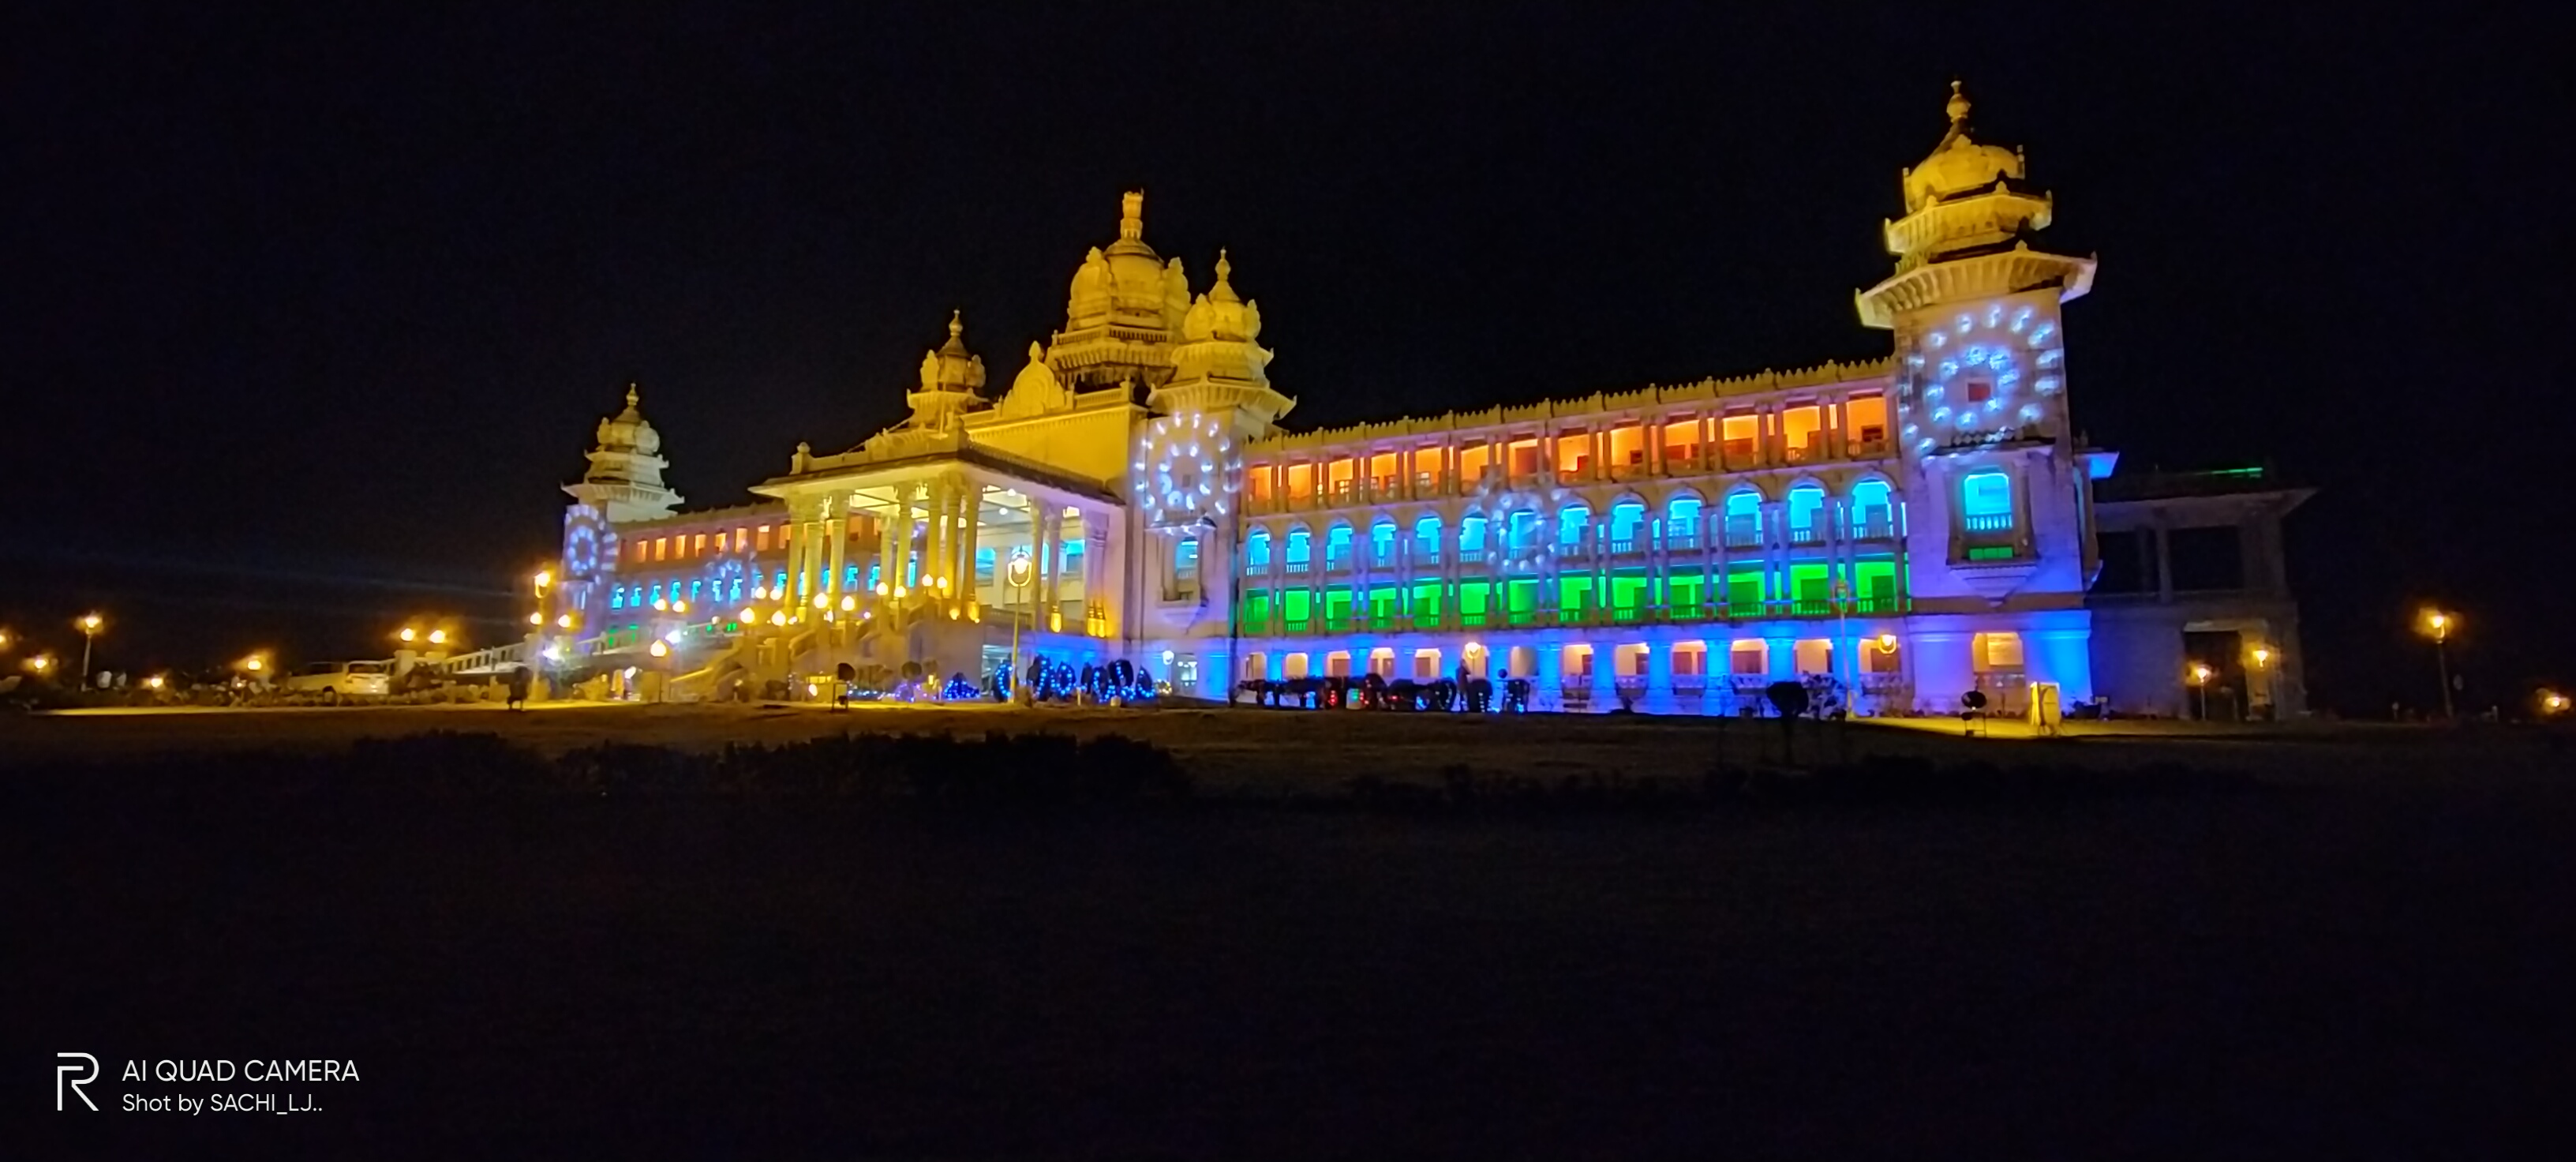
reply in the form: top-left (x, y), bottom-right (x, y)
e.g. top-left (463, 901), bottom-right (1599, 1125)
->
top-left (504, 665), bottom-right (533, 711)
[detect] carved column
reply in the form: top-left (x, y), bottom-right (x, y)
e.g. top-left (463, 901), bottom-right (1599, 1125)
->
top-left (890, 483), bottom-right (916, 599)
top-left (1084, 508), bottom-right (1110, 636)
top-left (781, 503), bottom-right (807, 604)
top-left (1035, 507), bottom-right (1061, 631)
top-left (957, 484), bottom-right (981, 613)
top-left (826, 496), bottom-right (848, 607)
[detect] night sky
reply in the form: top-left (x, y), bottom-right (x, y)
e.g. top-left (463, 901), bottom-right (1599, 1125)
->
top-left (4, 6), bottom-right (2562, 713)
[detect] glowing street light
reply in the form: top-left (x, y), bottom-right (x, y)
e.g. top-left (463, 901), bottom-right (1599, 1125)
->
top-left (529, 612), bottom-right (545, 626)
top-left (399, 626), bottom-right (418, 643)
top-left (556, 613), bottom-right (575, 630)
top-left (76, 612), bottom-right (104, 682)
top-left (26, 654), bottom-right (54, 675)
top-left (144, 674), bottom-right (167, 690)
top-left (2538, 689), bottom-right (2568, 717)
top-left (1006, 549), bottom-right (1035, 703)
top-left (427, 628), bottom-right (447, 646)
top-left (647, 639), bottom-right (670, 658)
top-left (2419, 608), bottom-right (2456, 722)
top-left (2249, 647), bottom-right (2275, 719)
top-left (533, 569), bottom-right (552, 594)
top-left (2188, 662), bottom-right (2214, 722)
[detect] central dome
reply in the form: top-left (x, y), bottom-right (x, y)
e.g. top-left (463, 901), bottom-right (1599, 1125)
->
top-left (1064, 190), bottom-right (1191, 336)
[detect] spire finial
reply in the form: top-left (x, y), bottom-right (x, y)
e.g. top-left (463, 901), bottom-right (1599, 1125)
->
top-left (1946, 79), bottom-right (1971, 125)
top-left (1215, 248), bottom-right (1232, 283)
top-left (948, 309), bottom-right (963, 339)
top-left (625, 383), bottom-right (638, 409)
top-left (1119, 190), bottom-right (1144, 242)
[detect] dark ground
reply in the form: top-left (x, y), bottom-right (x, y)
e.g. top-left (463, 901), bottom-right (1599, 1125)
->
top-left (9, 708), bottom-right (2576, 1156)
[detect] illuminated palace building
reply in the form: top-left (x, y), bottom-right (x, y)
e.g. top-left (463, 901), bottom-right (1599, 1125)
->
top-left (547, 87), bottom-right (2309, 718)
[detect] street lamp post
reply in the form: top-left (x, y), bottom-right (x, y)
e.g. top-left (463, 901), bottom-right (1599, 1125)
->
top-left (77, 613), bottom-right (103, 685)
top-left (1006, 549), bottom-right (1034, 704)
top-left (1830, 575), bottom-right (1853, 707)
top-left (2421, 609), bottom-right (2455, 722)
top-left (2188, 662), bottom-right (2213, 722)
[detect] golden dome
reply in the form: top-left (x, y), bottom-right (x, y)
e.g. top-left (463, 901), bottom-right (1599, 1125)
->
top-left (1065, 191), bottom-right (1190, 334)
top-left (1182, 249), bottom-right (1264, 344)
top-left (915, 309), bottom-right (987, 395)
top-left (1903, 81), bottom-right (2025, 213)
top-left (593, 384), bottom-right (661, 456)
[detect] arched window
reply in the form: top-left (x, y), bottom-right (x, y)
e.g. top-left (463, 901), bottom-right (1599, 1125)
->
top-left (1284, 526), bottom-right (1312, 572)
top-left (1369, 519), bottom-right (1398, 568)
top-left (1851, 479), bottom-right (1895, 538)
top-left (1173, 537), bottom-right (1200, 584)
top-left (1459, 514), bottom-right (1488, 558)
top-left (1961, 470), bottom-right (2013, 533)
top-left (1723, 489), bottom-right (1763, 546)
top-left (1506, 509), bottom-right (1542, 554)
top-left (1608, 499), bottom-right (1647, 551)
top-left (1787, 485), bottom-right (1826, 542)
top-left (1413, 515), bottom-right (1443, 564)
top-left (1245, 528), bottom-right (1272, 570)
top-left (1324, 522), bottom-right (1354, 570)
top-left (1666, 493), bottom-right (1705, 549)
top-left (1558, 502), bottom-right (1592, 550)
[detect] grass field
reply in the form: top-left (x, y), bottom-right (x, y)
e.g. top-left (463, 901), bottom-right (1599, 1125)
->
top-left (9, 704), bottom-right (2574, 1156)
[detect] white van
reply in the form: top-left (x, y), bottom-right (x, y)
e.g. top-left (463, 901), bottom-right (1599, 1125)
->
top-left (281, 661), bottom-right (391, 703)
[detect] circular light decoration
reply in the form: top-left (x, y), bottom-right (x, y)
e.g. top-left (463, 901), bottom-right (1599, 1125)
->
top-left (702, 552), bottom-right (751, 605)
top-left (1915, 300), bottom-right (2065, 444)
top-left (1469, 470), bottom-right (1564, 575)
top-left (563, 504), bottom-right (608, 579)
top-left (1133, 411), bottom-right (1241, 530)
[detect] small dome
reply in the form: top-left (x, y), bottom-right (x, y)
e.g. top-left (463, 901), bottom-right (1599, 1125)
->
top-left (1182, 249), bottom-right (1264, 344)
top-left (1903, 82), bottom-right (2025, 213)
top-left (593, 384), bottom-right (661, 457)
top-left (915, 310), bottom-right (987, 395)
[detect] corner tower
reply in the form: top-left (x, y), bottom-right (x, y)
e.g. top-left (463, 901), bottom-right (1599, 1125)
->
top-left (565, 384), bottom-right (683, 523)
top-left (1857, 83), bottom-right (2102, 704)
top-left (557, 384), bottom-right (683, 635)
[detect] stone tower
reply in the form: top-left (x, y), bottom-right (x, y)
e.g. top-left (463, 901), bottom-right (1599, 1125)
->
top-left (1855, 83), bottom-right (2102, 699)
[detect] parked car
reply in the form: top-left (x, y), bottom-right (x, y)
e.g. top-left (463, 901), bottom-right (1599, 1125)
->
top-left (280, 660), bottom-right (391, 703)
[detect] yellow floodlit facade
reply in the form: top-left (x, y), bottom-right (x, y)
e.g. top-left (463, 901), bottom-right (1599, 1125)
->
top-left (536, 85), bottom-right (2308, 716)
